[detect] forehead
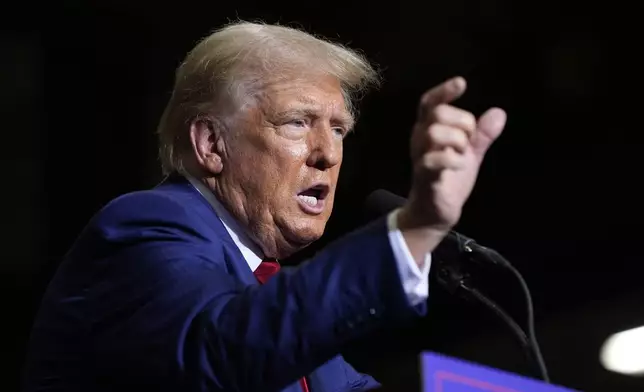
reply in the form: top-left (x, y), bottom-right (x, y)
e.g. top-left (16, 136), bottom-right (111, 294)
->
top-left (258, 76), bottom-right (352, 121)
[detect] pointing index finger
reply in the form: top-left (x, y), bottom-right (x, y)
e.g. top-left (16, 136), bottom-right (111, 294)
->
top-left (418, 77), bottom-right (467, 120)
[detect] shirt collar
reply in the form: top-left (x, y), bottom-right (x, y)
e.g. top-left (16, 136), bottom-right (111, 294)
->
top-left (185, 174), bottom-right (264, 272)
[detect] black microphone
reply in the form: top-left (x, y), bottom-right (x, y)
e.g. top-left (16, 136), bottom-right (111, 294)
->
top-left (364, 189), bottom-right (550, 382)
top-left (364, 189), bottom-right (510, 267)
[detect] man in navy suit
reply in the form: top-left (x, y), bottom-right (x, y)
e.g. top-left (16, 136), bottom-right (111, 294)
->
top-left (23, 22), bottom-right (507, 391)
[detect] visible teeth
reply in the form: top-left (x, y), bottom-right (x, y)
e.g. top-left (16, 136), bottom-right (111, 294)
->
top-left (298, 195), bottom-right (318, 206)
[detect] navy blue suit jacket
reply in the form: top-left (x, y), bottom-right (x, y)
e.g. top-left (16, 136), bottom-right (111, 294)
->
top-left (23, 177), bottom-right (425, 391)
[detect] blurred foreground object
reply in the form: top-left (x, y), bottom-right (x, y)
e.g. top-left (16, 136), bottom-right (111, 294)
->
top-left (600, 325), bottom-right (644, 376)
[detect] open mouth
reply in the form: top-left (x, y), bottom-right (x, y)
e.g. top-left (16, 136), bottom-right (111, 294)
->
top-left (296, 184), bottom-right (329, 213)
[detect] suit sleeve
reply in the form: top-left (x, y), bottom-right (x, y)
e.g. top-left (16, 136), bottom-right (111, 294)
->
top-left (87, 192), bottom-right (425, 392)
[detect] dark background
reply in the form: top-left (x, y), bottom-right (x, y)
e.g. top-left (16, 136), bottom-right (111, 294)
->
top-left (3, 1), bottom-right (644, 391)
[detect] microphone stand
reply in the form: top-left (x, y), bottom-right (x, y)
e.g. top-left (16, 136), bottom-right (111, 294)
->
top-left (434, 241), bottom-right (550, 383)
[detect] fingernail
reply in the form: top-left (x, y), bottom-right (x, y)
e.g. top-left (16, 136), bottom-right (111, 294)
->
top-left (453, 76), bottom-right (466, 90)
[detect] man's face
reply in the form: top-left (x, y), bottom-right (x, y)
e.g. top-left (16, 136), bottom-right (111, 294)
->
top-left (214, 75), bottom-right (352, 258)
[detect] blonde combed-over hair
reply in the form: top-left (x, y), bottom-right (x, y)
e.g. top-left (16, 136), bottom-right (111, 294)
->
top-left (156, 21), bottom-right (380, 175)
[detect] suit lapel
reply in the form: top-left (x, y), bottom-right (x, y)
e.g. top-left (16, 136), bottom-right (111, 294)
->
top-left (221, 241), bottom-right (260, 286)
top-left (155, 175), bottom-right (258, 286)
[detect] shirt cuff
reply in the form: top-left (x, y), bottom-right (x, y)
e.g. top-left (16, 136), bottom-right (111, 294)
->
top-left (387, 209), bottom-right (432, 306)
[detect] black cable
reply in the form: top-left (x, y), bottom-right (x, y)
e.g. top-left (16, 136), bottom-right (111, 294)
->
top-left (485, 249), bottom-right (550, 383)
top-left (435, 258), bottom-right (547, 381)
top-left (460, 284), bottom-right (536, 376)
top-left (437, 233), bottom-right (550, 382)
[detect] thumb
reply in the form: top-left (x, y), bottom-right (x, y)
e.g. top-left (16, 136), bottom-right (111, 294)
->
top-left (471, 107), bottom-right (506, 159)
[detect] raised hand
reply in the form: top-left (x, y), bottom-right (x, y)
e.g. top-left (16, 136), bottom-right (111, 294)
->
top-left (398, 77), bottom-right (507, 263)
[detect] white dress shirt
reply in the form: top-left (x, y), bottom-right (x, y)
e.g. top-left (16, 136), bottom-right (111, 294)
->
top-left (186, 176), bottom-right (432, 306)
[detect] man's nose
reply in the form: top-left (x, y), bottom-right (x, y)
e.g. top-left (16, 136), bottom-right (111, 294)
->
top-left (306, 126), bottom-right (342, 170)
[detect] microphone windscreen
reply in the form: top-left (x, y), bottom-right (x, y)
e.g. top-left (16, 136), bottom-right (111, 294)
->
top-left (364, 189), bottom-right (406, 219)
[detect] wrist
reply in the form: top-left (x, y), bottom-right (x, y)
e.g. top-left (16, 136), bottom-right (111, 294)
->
top-left (397, 205), bottom-right (451, 234)
top-left (397, 206), bottom-right (450, 264)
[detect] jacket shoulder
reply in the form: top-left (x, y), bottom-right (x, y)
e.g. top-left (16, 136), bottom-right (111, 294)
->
top-left (85, 188), bottom-right (218, 249)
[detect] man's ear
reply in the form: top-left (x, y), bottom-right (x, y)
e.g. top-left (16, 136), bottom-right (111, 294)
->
top-left (189, 116), bottom-right (226, 175)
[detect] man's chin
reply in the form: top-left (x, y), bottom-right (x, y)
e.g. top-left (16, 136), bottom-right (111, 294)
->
top-left (277, 224), bottom-right (324, 257)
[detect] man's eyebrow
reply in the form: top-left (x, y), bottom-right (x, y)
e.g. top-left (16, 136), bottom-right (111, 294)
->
top-left (275, 107), bottom-right (354, 128)
top-left (336, 113), bottom-right (355, 131)
top-left (277, 98), bottom-right (355, 128)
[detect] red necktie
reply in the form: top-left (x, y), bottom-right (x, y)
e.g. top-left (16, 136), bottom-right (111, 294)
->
top-left (253, 259), bottom-right (310, 392)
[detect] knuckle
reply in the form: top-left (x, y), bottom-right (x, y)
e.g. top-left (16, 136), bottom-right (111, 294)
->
top-left (455, 130), bottom-right (469, 146)
top-left (421, 151), bottom-right (452, 170)
top-left (443, 148), bottom-right (465, 168)
top-left (427, 125), bottom-right (468, 149)
top-left (463, 112), bottom-right (477, 132)
top-left (427, 124), bottom-right (445, 138)
top-left (430, 104), bottom-right (450, 122)
top-left (421, 152), bottom-right (440, 169)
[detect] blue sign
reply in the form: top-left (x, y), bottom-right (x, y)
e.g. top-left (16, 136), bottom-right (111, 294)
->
top-left (421, 352), bottom-right (578, 392)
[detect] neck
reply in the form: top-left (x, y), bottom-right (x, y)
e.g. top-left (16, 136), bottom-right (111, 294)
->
top-left (187, 172), bottom-right (308, 259)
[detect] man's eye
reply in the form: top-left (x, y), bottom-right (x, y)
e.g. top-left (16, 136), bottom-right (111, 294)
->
top-left (289, 119), bottom-right (307, 127)
top-left (333, 127), bottom-right (347, 137)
